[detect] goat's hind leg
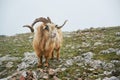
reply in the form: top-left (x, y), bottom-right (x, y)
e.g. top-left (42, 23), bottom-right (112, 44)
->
top-left (35, 51), bottom-right (43, 68)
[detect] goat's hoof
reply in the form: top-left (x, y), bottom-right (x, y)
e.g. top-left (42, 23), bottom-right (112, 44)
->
top-left (50, 57), bottom-right (54, 60)
top-left (57, 58), bottom-right (59, 61)
top-left (44, 63), bottom-right (49, 67)
top-left (37, 64), bottom-right (42, 68)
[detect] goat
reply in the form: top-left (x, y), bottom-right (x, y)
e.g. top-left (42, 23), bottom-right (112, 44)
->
top-left (23, 17), bottom-right (67, 67)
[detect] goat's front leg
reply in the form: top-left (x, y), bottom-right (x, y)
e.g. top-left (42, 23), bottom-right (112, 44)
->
top-left (56, 48), bottom-right (60, 60)
top-left (44, 48), bottom-right (54, 67)
top-left (35, 51), bottom-right (43, 68)
top-left (51, 51), bottom-right (54, 60)
top-left (44, 55), bottom-right (49, 67)
top-left (38, 56), bottom-right (43, 68)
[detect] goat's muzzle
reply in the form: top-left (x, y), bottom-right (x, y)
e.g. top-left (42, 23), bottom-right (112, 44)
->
top-left (51, 33), bottom-right (56, 38)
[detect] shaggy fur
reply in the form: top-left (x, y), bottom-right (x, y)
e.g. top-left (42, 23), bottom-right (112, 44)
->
top-left (23, 17), bottom-right (67, 67)
top-left (33, 23), bottom-right (62, 67)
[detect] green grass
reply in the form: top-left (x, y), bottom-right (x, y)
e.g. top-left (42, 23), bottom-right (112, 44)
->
top-left (0, 33), bottom-right (34, 57)
top-left (0, 26), bottom-right (120, 79)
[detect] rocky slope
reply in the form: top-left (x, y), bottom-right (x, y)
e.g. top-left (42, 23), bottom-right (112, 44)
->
top-left (0, 26), bottom-right (120, 80)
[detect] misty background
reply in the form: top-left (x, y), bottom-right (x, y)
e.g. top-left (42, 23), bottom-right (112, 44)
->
top-left (0, 0), bottom-right (120, 36)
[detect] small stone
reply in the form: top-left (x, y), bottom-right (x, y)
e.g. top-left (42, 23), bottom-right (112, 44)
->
top-left (100, 50), bottom-right (110, 54)
top-left (76, 63), bottom-right (82, 66)
top-left (22, 71), bottom-right (27, 77)
top-left (116, 50), bottom-right (120, 55)
top-left (103, 71), bottom-right (111, 75)
top-left (48, 68), bottom-right (55, 76)
top-left (61, 67), bottom-right (67, 71)
top-left (89, 68), bottom-right (95, 71)
top-left (103, 76), bottom-right (119, 80)
top-left (17, 52), bottom-right (38, 70)
top-left (103, 63), bottom-right (114, 70)
top-left (66, 59), bottom-right (73, 66)
top-left (37, 68), bottom-right (43, 72)
top-left (82, 52), bottom-right (94, 60)
top-left (108, 48), bottom-right (116, 53)
top-left (43, 73), bottom-right (49, 79)
top-left (53, 76), bottom-right (61, 80)
top-left (94, 42), bottom-right (102, 46)
top-left (55, 68), bottom-right (61, 73)
top-left (77, 78), bottom-right (82, 80)
top-left (90, 60), bottom-right (105, 69)
top-left (6, 62), bottom-right (13, 68)
top-left (116, 32), bottom-right (120, 36)
top-left (81, 42), bottom-right (90, 47)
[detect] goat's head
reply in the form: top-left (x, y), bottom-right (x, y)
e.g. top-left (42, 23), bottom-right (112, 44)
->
top-left (23, 17), bottom-right (67, 38)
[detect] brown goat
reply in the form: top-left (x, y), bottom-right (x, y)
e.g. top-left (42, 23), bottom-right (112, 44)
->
top-left (23, 17), bottom-right (67, 67)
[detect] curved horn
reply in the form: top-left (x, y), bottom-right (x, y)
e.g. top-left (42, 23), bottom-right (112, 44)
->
top-left (56, 20), bottom-right (68, 29)
top-left (31, 17), bottom-right (51, 27)
top-left (23, 25), bottom-right (34, 32)
top-left (47, 17), bottom-right (52, 23)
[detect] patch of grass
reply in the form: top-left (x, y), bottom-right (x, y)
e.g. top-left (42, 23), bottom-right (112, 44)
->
top-left (94, 53), bottom-right (120, 62)
top-left (0, 26), bottom-right (120, 79)
top-left (0, 33), bottom-right (33, 57)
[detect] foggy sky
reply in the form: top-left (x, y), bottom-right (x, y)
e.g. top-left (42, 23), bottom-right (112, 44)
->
top-left (0, 0), bottom-right (120, 35)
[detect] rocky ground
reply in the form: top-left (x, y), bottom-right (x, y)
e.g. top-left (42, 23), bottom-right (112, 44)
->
top-left (0, 26), bottom-right (120, 80)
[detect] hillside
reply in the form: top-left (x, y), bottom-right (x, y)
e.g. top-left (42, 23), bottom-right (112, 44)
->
top-left (0, 26), bottom-right (120, 80)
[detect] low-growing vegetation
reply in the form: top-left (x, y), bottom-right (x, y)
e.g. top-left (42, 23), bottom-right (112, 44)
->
top-left (0, 26), bottom-right (120, 79)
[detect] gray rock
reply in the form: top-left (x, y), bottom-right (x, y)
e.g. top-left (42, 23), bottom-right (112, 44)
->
top-left (53, 76), bottom-right (61, 80)
top-left (103, 76), bottom-right (119, 80)
top-left (94, 42), bottom-right (102, 46)
top-left (42, 73), bottom-right (49, 79)
top-left (100, 48), bottom-right (118, 54)
top-left (17, 52), bottom-right (38, 70)
top-left (6, 62), bottom-right (13, 68)
top-left (48, 68), bottom-right (55, 76)
top-left (111, 60), bottom-right (120, 64)
top-left (17, 62), bottom-right (30, 71)
top-left (108, 48), bottom-right (116, 53)
top-left (21, 71), bottom-right (27, 77)
top-left (89, 60), bottom-right (105, 69)
top-left (100, 50), bottom-right (110, 54)
top-left (103, 63), bottom-right (115, 70)
top-left (116, 32), bottom-right (120, 36)
top-left (81, 42), bottom-right (90, 47)
top-left (82, 52), bottom-right (94, 60)
top-left (76, 63), bottom-right (83, 66)
top-left (23, 52), bottom-right (38, 65)
top-left (116, 50), bottom-right (120, 55)
top-left (104, 71), bottom-right (112, 75)
top-left (73, 56), bottom-right (82, 62)
top-left (65, 59), bottom-right (73, 66)
top-left (61, 67), bottom-right (67, 71)
top-left (0, 55), bottom-right (19, 62)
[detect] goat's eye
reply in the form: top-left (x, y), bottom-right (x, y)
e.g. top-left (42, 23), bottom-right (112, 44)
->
top-left (45, 25), bottom-right (49, 31)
